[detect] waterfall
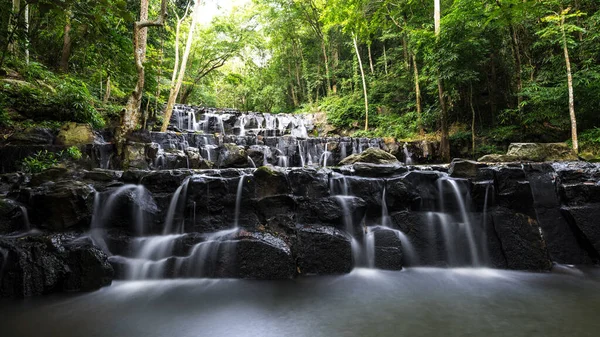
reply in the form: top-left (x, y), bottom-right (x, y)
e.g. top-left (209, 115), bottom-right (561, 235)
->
top-left (435, 177), bottom-right (488, 266)
top-left (163, 177), bottom-right (191, 234)
top-left (233, 175), bottom-right (247, 229)
top-left (403, 143), bottom-right (414, 165)
top-left (90, 185), bottom-right (150, 252)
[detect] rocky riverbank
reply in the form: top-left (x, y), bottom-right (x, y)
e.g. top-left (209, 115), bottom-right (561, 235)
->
top-left (0, 159), bottom-right (599, 297)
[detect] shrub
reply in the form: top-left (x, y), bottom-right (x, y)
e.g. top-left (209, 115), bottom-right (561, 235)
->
top-left (66, 146), bottom-right (82, 160)
top-left (20, 150), bottom-right (61, 173)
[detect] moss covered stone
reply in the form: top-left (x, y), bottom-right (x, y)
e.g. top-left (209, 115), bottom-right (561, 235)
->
top-left (338, 147), bottom-right (399, 166)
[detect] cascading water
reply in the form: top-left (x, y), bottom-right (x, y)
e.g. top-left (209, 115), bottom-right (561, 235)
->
top-left (433, 176), bottom-right (489, 266)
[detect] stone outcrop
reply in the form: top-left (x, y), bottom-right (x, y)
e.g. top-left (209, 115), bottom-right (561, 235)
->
top-left (0, 233), bottom-right (113, 297)
top-left (479, 143), bottom-right (578, 162)
top-left (55, 123), bottom-right (95, 146)
top-left (339, 147), bottom-right (400, 166)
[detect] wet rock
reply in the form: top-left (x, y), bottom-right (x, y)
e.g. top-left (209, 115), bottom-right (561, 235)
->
top-left (296, 196), bottom-right (366, 236)
top-left (348, 162), bottom-right (407, 177)
top-left (224, 231), bottom-right (295, 279)
top-left (146, 143), bottom-right (160, 160)
top-left (185, 147), bottom-right (201, 168)
top-left (385, 177), bottom-right (420, 211)
top-left (559, 183), bottom-right (600, 206)
top-left (255, 195), bottom-right (296, 224)
top-left (494, 166), bottom-right (535, 218)
top-left (253, 166), bottom-right (289, 198)
top-left (561, 204), bottom-right (600, 258)
top-left (139, 170), bottom-right (192, 193)
top-left (218, 143), bottom-right (248, 168)
top-left (338, 147), bottom-right (399, 166)
top-left (123, 142), bottom-right (149, 170)
top-left (55, 123), bottom-right (95, 146)
top-left (29, 167), bottom-right (70, 186)
top-left (18, 181), bottom-right (95, 231)
top-left (0, 198), bottom-right (27, 233)
top-left (524, 163), bottom-right (593, 264)
top-left (82, 169), bottom-right (123, 182)
top-left (5, 128), bottom-right (55, 145)
top-left (0, 234), bottom-right (113, 297)
top-left (552, 162), bottom-right (600, 184)
top-left (401, 171), bottom-right (442, 210)
top-left (0, 173), bottom-right (24, 195)
top-left (162, 149), bottom-right (188, 169)
top-left (288, 168), bottom-right (329, 198)
top-left (296, 225), bottom-right (353, 275)
top-left (369, 227), bottom-right (403, 270)
top-left (247, 145), bottom-right (273, 167)
top-left (448, 159), bottom-right (487, 178)
top-left (492, 207), bottom-right (552, 271)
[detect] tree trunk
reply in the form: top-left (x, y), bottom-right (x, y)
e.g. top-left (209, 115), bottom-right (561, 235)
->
top-left (367, 43), bottom-right (374, 75)
top-left (115, 0), bottom-right (168, 152)
top-left (24, 3), bottom-right (29, 65)
top-left (161, 1), bottom-right (201, 132)
top-left (353, 35), bottom-right (369, 131)
top-left (103, 75), bottom-right (111, 103)
top-left (8, 0), bottom-right (20, 55)
top-left (412, 52), bottom-right (423, 136)
top-left (332, 41), bottom-right (338, 94)
top-left (435, 0), bottom-right (450, 162)
top-left (509, 25), bottom-right (523, 108)
top-left (470, 83), bottom-right (476, 157)
top-left (434, 0), bottom-right (441, 35)
top-left (562, 15), bottom-right (578, 153)
top-left (321, 40), bottom-right (332, 95)
top-left (60, 10), bottom-right (72, 73)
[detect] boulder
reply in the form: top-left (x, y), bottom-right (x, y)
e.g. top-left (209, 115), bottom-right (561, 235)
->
top-left (296, 225), bottom-right (353, 275)
top-left (0, 198), bottom-right (27, 233)
top-left (492, 207), bottom-right (552, 271)
top-left (477, 154), bottom-right (520, 163)
top-left (480, 143), bottom-right (577, 162)
top-left (18, 181), bottom-right (95, 231)
top-left (369, 227), bottom-right (403, 270)
top-left (123, 142), bottom-right (149, 170)
top-left (218, 143), bottom-right (249, 168)
top-left (253, 165), bottom-right (289, 198)
top-left (225, 231), bottom-right (295, 279)
top-left (54, 123), bottom-right (95, 146)
top-left (288, 168), bottom-right (329, 198)
top-left (6, 127), bottom-right (55, 145)
top-left (523, 163), bottom-right (593, 264)
top-left (162, 149), bottom-right (188, 169)
top-left (0, 234), bottom-right (113, 297)
top-left (448, 159), bottom-right (487, 178)
top-left (338, 147), bottom-right (399, 166)
top-left (507, 143), bottom-right (578, 162)
top-left (247, 145), bottom-right (273, 167)
top-left (562, 204), bottom-right (600, 257)
top-left (347, 162), bottom-right (407, 177)
top-left (494, 167), bottom-right (535, 217)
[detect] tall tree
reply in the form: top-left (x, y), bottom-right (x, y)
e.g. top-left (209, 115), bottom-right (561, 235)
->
top-left (435, 0), bottom-right (450, 162)
top-left (537, 6), bottom-right (585, 153)
top-left (116, 0), bottom-right (168, 150)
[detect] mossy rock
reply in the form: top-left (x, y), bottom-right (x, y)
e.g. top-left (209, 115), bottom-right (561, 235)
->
top-left (55, 122), bottom-right (94, 146)
top-left (338, 147), bottom-right (399, 166)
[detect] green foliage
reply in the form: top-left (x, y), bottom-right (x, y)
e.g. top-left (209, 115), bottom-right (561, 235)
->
top-left (20, 146), bottom-right (83, 173)
top-left (1, 61), bottom-right (106, 128)
top-left (66, 146), bottom-right (82, 160)
top-left (20, 150), bottom-right (60, 173)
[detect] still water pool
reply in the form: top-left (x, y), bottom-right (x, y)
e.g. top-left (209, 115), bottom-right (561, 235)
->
top-left (1, 267), bottom-right (599, 337)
